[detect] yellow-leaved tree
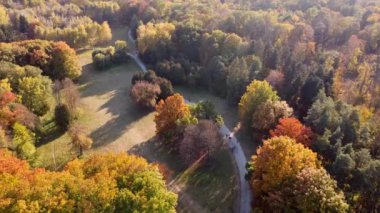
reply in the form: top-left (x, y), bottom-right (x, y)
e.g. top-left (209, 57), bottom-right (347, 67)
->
top-left (250, 136), bottom-right (319, 195)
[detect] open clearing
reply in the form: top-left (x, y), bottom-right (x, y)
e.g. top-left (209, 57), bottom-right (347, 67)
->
top-left (36, 26), bottom-right (239, 212)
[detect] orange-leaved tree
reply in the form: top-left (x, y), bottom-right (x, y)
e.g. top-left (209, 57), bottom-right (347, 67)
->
top-left (249, 136), bottom-right (319, 199)
top-left (154, 93), bottom-right (190, 135)
top-left (270, 117), bottom-right (314, 147)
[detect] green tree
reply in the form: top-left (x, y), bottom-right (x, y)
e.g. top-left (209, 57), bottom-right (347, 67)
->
top-left (226, 57), bottom-right (250, 104)
top-left (18, 76), bottom-right (52, 116)
top-left (12, 122), bottom-right (36, 161)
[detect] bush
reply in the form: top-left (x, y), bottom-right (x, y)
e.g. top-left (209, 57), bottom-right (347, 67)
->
top-left (130, 81), bottom-right (161, 108)
top-left (93, 53), bottom-right (112, 70)
top-left (55, 104), bottom-right (72, 131)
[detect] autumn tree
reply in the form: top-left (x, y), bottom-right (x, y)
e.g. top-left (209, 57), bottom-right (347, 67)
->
top-left (131, 70), bottom-right (174, 100)
top-left (99, 21), bottom-right (113, 44)
top-left (249, 136), bottom-right (319, 207)
top-left (137, 22), bottom-right (175, 55)
top-left (50, 42), bottom-right (82, 80)
top-left (0, 6), bottom-right (9, 26)
top-left (130, 81), bottom-right (161, 108)
top-left (266, 167), bottom-right (349, 212)
top-left (270, 117), bottom-right (314, 147)
top-left (68, 124), bottom-right (93, 156)
top-left (179, 120), bottom-right (222, 166)
top-left (154, 94), bottom-right (190, 137)
top-left (292, 168), bottom-right (348, 212)
top-left (0, 150), bottom-right (177, 212)
top-left (18, 76), bottom-right (52, 116)
top-left (251, 100), bottom-right (293, 131)
top-left (239, 80), bottom-right (279, 127)
top-left (12, 122), bottom-right (36, 162)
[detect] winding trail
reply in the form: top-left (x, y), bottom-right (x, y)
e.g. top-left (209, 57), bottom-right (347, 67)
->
top-left (127, 30), bottom-right (252, 213)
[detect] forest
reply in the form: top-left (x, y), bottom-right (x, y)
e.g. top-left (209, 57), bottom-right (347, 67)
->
top-left (0, 0), bottom-right (380, 212)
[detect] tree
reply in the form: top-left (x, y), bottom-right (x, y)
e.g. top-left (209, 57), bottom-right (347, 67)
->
top-left (54, 78), bottom-right (80, 114)
top-left (93, 53), bottom-right (112, 70)
top-left (252, 101), bottom-right (293, 131)
top-left (99, 21), bottom-right (112, 44)
top-left (206, 56), bottom-right (228, 97)
top-left (245, 55), bottom-right (263, 80)
top-left (18, 76), bottom-right (52, 116)
top-left (190, 101), bottom-right (224, 126)
top-left (0, 6), bottom-right (9, 26)
top-left (154, 94), bottom-right (190, 136)
top-left (0, 150), bottom-right (177, 212)
top-left (131, 71), bottom-right (173, 100)
top-left (179, 120), bottom-right (222, 166)
top-left (239, 80), bottom-right (279, 126)
top-left (55, 104), bottom-right (72, 131)
top-left (115, 40), bottom-right (128, 52)
top-left (266, 167), bottom-right (349, 212)
top-left (51, 42), bottom-right (82, 80)
top-left (137, 22), bottom-right (175, 54)
top-left (292, 168), bottom-right (349, 212)
top-left (68, 124), bottom-right (93, 157)
top-left (130, 81), bottom-right (161, 108)
top-left (265, 70), bottom-right (284, 91)
top-left (270, 117), bottom-right (314, 147)
top-left (226, 57), bottom-right (250, 104)
top-left (249, 136), bottom-right (319, 201)
top-left (12, 122), bottom-right (36, 162)
top-left (221, 33), bottom-right (245, 59)
top-left (155, 60), bottom-right (186, 85)
top-left (300, 74), bottom-right (324, 108)
top-left (153, 77), bottom-right (174, 100)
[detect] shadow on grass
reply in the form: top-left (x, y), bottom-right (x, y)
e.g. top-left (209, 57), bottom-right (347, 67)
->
top-left (90, 104), bottom-right (151, 148)
top-left (128, 137), bottom-right (185, 174)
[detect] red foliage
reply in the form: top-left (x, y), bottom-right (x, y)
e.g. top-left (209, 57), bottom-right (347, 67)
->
top-left (0, 91), bottom-right (16, 108)
top-left (270, 117), bottom-right (313, 147)
top-left (0, 92), bottom-right (36, 129)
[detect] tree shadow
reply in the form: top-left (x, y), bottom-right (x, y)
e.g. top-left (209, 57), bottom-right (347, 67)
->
top-left (129, 138), bottom-right (185, 174)
top-left (90, 103), bottom-right (151, 148)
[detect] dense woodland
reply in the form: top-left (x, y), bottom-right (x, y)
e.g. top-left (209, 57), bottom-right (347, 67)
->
top-left (0, 0), bottom-right (380, 212)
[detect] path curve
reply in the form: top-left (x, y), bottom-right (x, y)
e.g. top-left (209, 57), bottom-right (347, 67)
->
top-left (127, 29), bottom-right (252, 213)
